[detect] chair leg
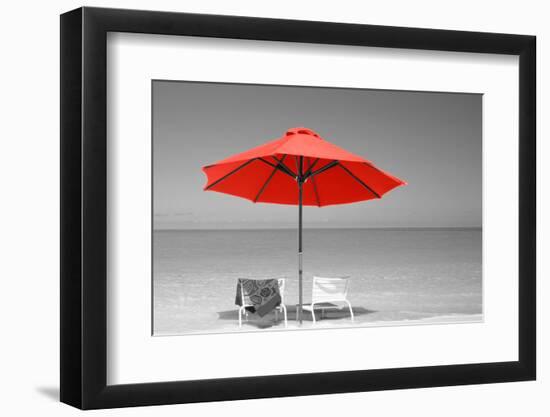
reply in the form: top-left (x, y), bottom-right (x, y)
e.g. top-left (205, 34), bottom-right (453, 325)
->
top-left (282, 305), bottom-right (288, 327)
top-left (345, 301), bottom-right (354, 322)
top-left (311, 304), bottom-right (316, 324)
top-left (238, 307), bottom-right (243, 328)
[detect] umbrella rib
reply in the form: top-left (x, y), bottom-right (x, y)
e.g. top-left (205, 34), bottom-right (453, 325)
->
top-left (307, 160), bottom-right (340, 180)
top-left (303, 158), bottom-right (320, 178)
top-left (274, 156), bottom-right (297, 177)
top-left (257, 157), bottom-right (278, 169)
top-left (310, 173), bottom-right (321, 207)
top-left (258, 157), bottom-right (296, 178)
top-left (305, 157), bottom-right (321, 207)
top-left (337, 162), bottom-right (381, 198)
top-left (254, 155), bottom-right (286, 202)
top-left (204, 158), bottom-right (257, 190)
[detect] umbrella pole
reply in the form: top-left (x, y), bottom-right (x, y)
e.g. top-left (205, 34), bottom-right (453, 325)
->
top-left (298, 181), bottom-right (303, 324)
top-left (298, 157), bottom-right (304, 324)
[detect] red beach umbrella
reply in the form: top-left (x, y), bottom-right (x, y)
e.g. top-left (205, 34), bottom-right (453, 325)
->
top-left (202, 127), bottom-right (406, 323)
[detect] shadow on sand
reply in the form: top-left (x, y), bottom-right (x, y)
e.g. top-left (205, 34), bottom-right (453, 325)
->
top-left (217, 305), bottom-right (376, 329)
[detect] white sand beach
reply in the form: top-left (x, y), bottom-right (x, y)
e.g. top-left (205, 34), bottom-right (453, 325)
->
top-left (153, 228), bottom-right (482, 336)
top-left (156, 306), bottom-right (483, 337)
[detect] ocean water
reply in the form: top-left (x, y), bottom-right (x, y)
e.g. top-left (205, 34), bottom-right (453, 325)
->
top-left (153, 228), bottom-right (482, 335)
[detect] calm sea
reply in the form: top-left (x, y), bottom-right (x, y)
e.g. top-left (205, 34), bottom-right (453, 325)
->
top-left (153, 228), bottom-right (482, 335)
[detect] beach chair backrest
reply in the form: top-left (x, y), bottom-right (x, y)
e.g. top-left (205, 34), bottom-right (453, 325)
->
top-left (311, 277), bottom-right (349, 303)
top-left (239, 281), bottom-right (252, 307)
top-left (278, 278), bottom-right (285, 304)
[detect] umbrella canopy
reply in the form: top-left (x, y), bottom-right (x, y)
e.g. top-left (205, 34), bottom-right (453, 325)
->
top-left (202, 127), bottom-right (406, 323)
top-left (203, 127), bottom-right (405, 206)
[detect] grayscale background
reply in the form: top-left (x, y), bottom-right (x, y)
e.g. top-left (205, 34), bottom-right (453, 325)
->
top-left (153, 81), bottom-right (482, 230)
top-left (152, 80), bottom-right (483, 336)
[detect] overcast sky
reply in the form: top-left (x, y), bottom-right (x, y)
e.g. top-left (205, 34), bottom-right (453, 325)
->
top-left (153, 81), bottom-right (481, 230)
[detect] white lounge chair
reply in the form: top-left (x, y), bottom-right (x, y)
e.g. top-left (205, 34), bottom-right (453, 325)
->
top-left (274, 279), bottom-right (288, 327)
top-left (302, 277), bottom-right (354, 324)
top-left (238, 278), bottom-right (287, 328)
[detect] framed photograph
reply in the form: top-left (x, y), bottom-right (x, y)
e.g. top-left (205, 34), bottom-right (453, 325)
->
top-left (60, 6), bottom-right (536, 409)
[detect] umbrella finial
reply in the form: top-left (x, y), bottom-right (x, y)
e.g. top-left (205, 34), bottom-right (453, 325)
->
top-left (285, 127), bottom-right (321, 138)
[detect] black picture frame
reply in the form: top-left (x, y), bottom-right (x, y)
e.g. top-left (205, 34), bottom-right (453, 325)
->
top-left (60, 6), bottom-right (536, 410)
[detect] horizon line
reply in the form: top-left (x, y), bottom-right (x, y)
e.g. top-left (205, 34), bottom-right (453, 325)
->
top-left (154, 226), bottom-right (482, 232)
